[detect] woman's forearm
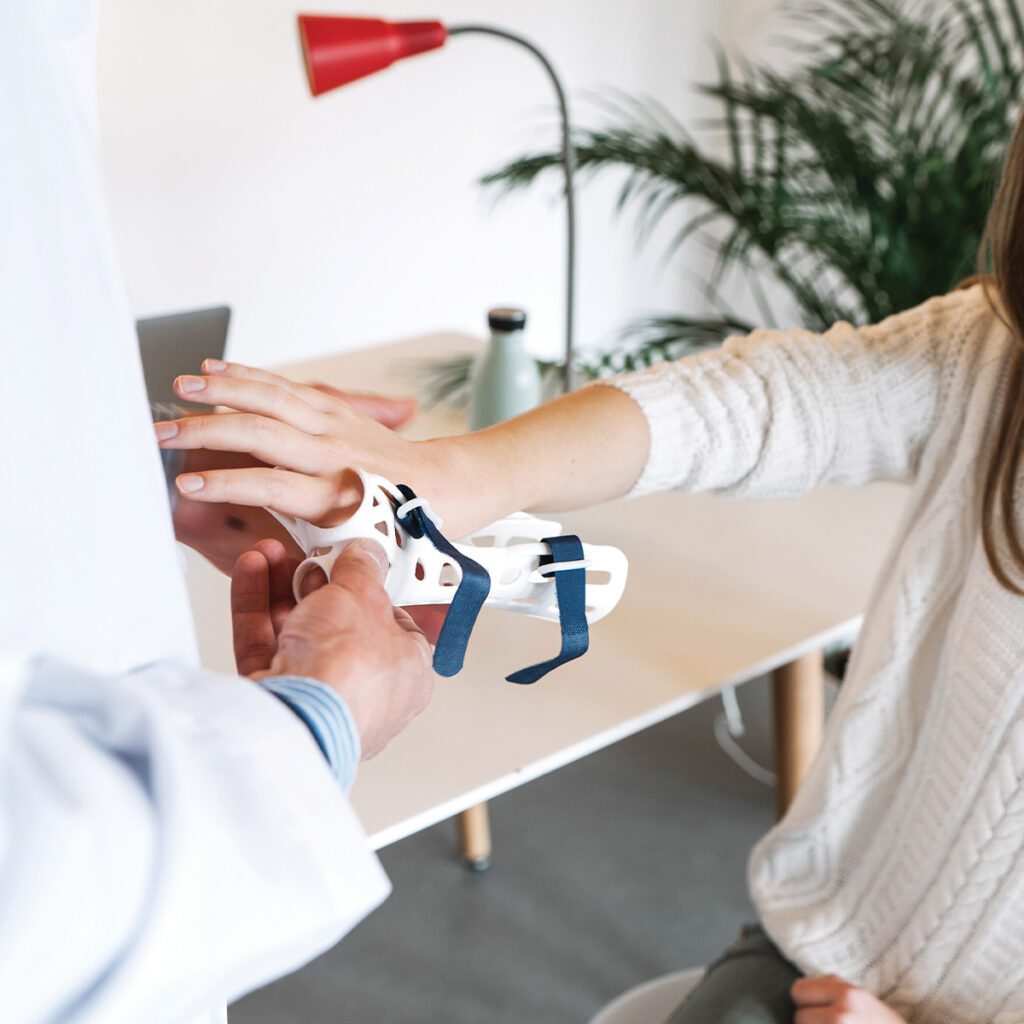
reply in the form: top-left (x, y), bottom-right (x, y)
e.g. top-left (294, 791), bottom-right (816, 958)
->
top-left (423, 384), bottom-right (651, 534)
top-left (156, 364), bottom-right (653, 542)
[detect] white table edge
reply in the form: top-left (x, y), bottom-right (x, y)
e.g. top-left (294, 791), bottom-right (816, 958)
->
top-left (365, 613), bottom-right (864, 850)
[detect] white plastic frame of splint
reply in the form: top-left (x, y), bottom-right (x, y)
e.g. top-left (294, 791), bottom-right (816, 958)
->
top-left (269, 469), bottom-right (629, 624)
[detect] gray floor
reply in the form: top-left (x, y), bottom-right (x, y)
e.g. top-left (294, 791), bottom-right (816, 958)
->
top-left (232, 677), bottom-right (781, 1024)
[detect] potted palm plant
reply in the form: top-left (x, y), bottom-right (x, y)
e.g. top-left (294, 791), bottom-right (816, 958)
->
top-left (423, 0), bottom-right (1023, 404)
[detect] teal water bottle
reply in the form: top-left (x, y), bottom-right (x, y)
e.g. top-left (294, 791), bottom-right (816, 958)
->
top-left (468, 308), bottom-right (542, 431)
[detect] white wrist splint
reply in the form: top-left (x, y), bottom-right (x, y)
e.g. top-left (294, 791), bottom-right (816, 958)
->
top-left (268, 469), bottom-right (629, 680)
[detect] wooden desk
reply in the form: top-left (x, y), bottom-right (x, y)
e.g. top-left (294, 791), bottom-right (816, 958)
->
top-left (185, 333), bottom-right (907, 855)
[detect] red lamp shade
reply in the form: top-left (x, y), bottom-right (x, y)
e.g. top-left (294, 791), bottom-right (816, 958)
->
top-left (298, 15), bottom-right (448, 95)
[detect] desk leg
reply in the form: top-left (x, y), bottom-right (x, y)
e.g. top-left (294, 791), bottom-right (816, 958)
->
top-left (772, 651), bottom-right (825, 819)
top-left (456, 803), bottom-right (492, 872)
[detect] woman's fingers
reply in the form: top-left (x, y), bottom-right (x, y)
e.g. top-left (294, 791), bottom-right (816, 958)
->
top-left (198, 358), bottom-right (419, 428)
top-left (173, 373), bottom-right (327, 433)
top-left (176, 465), bottom-right (355, 523)
top-left (202, 358), bottom-right (338, 412)
top-left (156, 411), bottom-right (328, 475)
top-left (311, 383), bottom-right (417, 429)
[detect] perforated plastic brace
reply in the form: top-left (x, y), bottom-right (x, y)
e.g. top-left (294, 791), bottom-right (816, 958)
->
top-left (268, 469), bottom-right (629, 681)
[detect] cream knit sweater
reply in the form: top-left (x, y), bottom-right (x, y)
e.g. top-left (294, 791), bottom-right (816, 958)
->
top-left (611, 284), bottom-right (1024, 1024)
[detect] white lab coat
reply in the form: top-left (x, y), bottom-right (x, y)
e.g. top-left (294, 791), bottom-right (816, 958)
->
top-left (0, 2), bottom-right (390, 1022)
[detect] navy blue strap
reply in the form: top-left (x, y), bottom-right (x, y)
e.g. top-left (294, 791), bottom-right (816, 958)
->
top-left (395, 485), bottom-right (491, 678)
top-left (506, 534), bottom-right (590, 685)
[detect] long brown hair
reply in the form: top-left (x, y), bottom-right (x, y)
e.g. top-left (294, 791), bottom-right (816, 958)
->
top-left (981, 111), bottom-right (1024, 593)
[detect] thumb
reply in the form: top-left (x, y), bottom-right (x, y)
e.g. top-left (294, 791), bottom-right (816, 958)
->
top-left (330, 538), bottom-right (390, 587)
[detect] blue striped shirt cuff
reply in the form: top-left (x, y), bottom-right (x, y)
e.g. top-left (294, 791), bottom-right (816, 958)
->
top-left (259, 676), bottom-right (361, 792)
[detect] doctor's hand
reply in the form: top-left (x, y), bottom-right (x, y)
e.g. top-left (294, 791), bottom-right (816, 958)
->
top-left (231, 537), bottom-right (433, 760)
top-left (791, 976), bottom-right (907, 1023)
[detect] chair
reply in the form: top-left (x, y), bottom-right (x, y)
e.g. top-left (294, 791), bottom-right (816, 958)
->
top-left (588, 967), bottom-right (705, 1024)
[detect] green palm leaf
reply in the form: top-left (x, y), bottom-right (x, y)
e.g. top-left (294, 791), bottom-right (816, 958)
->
top-left (470, 0), bottom-right (1022, 385)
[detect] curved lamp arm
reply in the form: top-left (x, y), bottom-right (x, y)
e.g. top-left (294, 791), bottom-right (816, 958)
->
top-left (448, 25), bottom-right (577, 393)
top-left (298, 15), bottom-right (577, 392)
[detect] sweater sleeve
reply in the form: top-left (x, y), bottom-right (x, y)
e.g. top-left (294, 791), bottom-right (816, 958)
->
top-left (604, 286), bottom-right (985, 499)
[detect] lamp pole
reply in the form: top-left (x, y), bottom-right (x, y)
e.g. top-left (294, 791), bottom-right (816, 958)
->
top-left (447, 25), bottom-right (577, 393)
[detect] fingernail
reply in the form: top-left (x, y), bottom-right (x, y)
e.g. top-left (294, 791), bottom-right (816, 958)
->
top-left (203, 358), bottom-right (227, 373)
top-left (347, 539), bottom-right (389, 577)
top-left (176, 375), bottom-right (206, 394)
top-left (154, 421), bottom-right (178, 441)
top-left (177, 474), bottom-right (205, 493)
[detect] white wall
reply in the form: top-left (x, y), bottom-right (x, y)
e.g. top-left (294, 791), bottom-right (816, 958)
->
top-left (98, 2), bottom-right (759, 366)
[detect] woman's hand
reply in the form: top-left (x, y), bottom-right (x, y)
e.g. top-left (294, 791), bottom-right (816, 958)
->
top-left (155, 359), bottom-right (489, 539)
top-left (157, 355), bottom-right (654, 542)
top-left (165, 371), bottom-right (452, 573)
top-left (792, 976), bottom-right (907, 1023)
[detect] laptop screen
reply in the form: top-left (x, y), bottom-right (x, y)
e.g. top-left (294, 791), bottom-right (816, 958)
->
top-left (137, 306), bottom-right (231, 413)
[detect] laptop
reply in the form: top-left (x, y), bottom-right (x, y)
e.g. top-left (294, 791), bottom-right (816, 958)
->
top-left (137, 306), bottom-right (231, 413)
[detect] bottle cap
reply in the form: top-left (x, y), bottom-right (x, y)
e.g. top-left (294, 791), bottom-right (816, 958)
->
top-left (488, 307), bottom-right (527, 332)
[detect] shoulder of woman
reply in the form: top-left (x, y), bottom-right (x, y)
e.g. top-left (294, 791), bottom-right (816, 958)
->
top-left (851, 282), bottom-right (1007, 364)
